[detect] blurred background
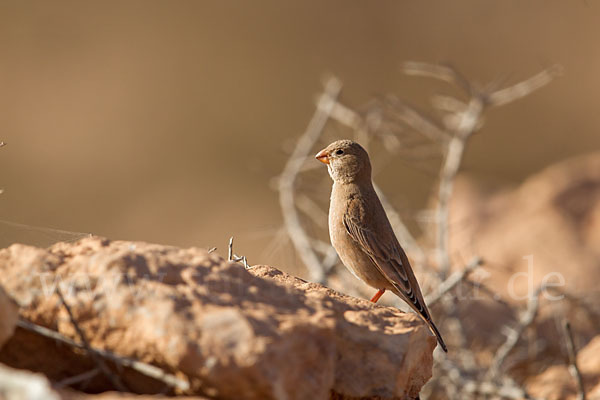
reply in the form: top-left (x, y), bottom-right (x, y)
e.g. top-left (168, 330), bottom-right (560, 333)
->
top-left (1, 0), bottom-right (599, 274)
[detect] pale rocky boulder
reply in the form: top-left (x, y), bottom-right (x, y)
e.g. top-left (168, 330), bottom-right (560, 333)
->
top-left (0, 363), bottom-right (60, 400)
top-left (446, 153), bottom-right (600, 353)
top-left (449, 152), bottom-right (600, 300)
top-left (0, 238), bottom-right (435, 400)
top-left (0, 363), bottom-right (209, 400)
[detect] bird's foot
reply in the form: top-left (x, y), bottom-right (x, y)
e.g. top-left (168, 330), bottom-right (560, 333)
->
top-left (370, 289), bottom-right (385, 303)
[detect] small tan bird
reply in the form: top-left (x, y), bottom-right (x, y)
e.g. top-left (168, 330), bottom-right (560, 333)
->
top-left (316, 139), bottom-right (447, 352)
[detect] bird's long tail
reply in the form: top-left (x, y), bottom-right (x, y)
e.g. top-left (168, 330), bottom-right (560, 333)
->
top-left (425, 318), bottom-right (448, 352)
top-left (391, 286), bottom-right (448, 352)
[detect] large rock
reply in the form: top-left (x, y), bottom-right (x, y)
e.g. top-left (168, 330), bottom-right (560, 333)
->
top-left (0, 362), bottom-right (209, 400)
top-left (0, 237), bottom-right (435, 400)
top-left (0, 362), bottom-right (60, 400)
top-left (449, 152), bottom-right (600, 300)
top-left (439, 153), bottom-right (600, 372)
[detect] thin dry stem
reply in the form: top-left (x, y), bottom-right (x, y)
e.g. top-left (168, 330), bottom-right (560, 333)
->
top-left (487, 65), bottom-right (562, 106)
top-left (373, 183), bottom-right (426, 265)
top-left (54, 368), bottom-right (100, 389)
top-left (228, 236), bottom-right (250, 268)
top-left (281, 64), bottom-right (562, 400)
top-left (402, 62), bottom-right (472, 94)
top-left (17, 319), bottom-right (189, 391)
top-left (425, 256), bottom-right (483, 306)
top-left (488, 285), bottom-right (546, 380)
top-left (56, 287), bottom-right (129, 392)
top-left (278, 77), bottom-right (342, 283)
top-left (563, 320), bottom-right (586, 400)
top-left (386, 97), bottom-right (451, 144)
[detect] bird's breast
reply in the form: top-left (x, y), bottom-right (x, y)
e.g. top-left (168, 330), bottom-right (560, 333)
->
top-left (328, 184), bottom-right (389, 289)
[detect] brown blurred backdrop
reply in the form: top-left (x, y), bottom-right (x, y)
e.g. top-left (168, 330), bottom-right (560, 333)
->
top-left (1, 0), bottom-right (599, 274)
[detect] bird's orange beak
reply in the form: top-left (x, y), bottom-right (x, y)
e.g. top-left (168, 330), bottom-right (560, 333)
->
top-left (315, 149), bottom-right (330, 164)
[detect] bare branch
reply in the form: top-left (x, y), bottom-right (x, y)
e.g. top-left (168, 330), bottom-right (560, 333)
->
top-left (397, 63), bottom-right (561, 280)
top-left (278, 77), bottom-right (342, 283)
top-left (373, 183), bottom-right (425, 265)
top-left (17, 319), bottom-right (189, 391)
top-left (228, 236), bottom-right (250, 268)
top-left (487, 64), bottom-right (563, 107)
top-left (324, 99), bottom-right (362, 129)
top-left (280, 65), bottom-right (562, 399)
top-left (431, 94), bottom-right (468, 114)
top-left (463, 279), bottom-right (512, 308)
top-left (296, 193), bottom-right (329, 229)
top-left (563, 320), bottom-right (586, 400)
top-left (487, 285), bottom-right (546, 380)
top-left (386, 97), bottom-right (451, 144)
top-left (56, 287), bottom-right (129, 392)
top-left (54, 368), bottom-right (100, 389)
top-left (436, 97), bottom-right (484, 278)
top-left (425, 256), bottom-right (483, 306)
top-left (432, 355), bottom-right (543, 400)
top-left (402, 62), bottom-right (472, 94)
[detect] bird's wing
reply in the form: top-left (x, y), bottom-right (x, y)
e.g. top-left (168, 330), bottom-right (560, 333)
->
top-left (343, 208), bottom-right (425, 314)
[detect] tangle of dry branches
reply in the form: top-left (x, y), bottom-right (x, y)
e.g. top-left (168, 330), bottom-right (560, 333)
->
top-left (277, 63), bottom-right (575, 399)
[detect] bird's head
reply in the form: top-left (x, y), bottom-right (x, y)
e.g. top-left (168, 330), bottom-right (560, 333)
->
top-left (315, 140), bottom-right (372, 183)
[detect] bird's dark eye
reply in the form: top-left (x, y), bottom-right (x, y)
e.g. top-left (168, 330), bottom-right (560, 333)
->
top-left (335, 149), bottom-right (344, 155)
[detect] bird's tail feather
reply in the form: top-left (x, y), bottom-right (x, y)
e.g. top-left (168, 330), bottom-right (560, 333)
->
top-left (392, 288), bottom-right (448, 352)
top-left (426, 319), bottom-right (448, 353)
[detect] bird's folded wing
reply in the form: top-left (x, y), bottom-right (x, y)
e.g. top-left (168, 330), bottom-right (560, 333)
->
top-left (343, 212), bottom-right (424, 313)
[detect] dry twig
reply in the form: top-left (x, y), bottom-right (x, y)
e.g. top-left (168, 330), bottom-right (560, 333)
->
top-left (425, 256), bottom-right (483, 306)
top-left (372, 183), bottom-right (426, 265)
top-left (54, 368), bottom-right (100, 389)
top-left (412, 64), bottom-right (562, 279)
top-left (281, 63), bottom-right (562, 400)
top-left (277, 77), bottom-right (342, 283)
top-left (488, 285), bottom-right (546, 380)
top-left (228, 236), bottom-right (250, 268)
top-left (56, 287), bottom-right (129, 392)
top-left (563, 320), bottom-right (586, 400)
top-left (16, 319), bottom-right (189, 391)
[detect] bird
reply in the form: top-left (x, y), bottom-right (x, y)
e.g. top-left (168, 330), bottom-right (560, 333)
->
top-left (315, 139), bottom-right (447, 352)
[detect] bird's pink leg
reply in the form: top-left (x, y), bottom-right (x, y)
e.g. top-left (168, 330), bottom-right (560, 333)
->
top-left (370, 289), bottom-right (385, 303)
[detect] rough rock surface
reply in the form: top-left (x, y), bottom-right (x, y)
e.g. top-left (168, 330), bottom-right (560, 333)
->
top-left (527, 335), bottom-right (600, 400)
top-left (0, 237), bottom-right (436, 400)
top-left (0, 286), bottom-right (18, 349)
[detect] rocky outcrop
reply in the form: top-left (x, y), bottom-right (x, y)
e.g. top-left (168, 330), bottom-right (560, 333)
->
top-left (442, 152), bottom-right (600, 381)
top-left (449, 152), bottom-right (600, 300)
top-left (0, 238), bottom-right (436, 400)
top-left (0, 362), bottom-right (210, 400)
